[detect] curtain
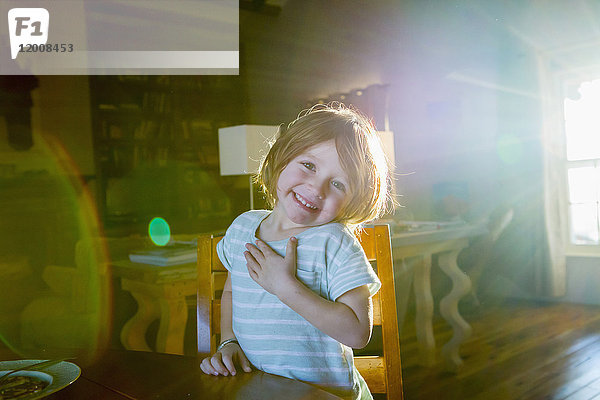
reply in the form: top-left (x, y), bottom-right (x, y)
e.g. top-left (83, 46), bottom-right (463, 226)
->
top-left (536, 53), bottom-right (567, 297)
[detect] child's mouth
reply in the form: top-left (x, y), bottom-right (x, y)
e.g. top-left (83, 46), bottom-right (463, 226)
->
top-left (294, 192), bottom-right (318, 211)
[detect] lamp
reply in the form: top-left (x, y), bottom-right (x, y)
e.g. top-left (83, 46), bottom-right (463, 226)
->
top-left (218, 125), bottom-right (279, 209)
top-left (377, 130), bottom-right (395, 167)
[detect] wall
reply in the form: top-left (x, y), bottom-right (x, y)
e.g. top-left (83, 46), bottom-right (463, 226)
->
top-left (241, 0), bottom-right (588, 301)
top-left (380, 1), bottom-right (508, 220)
top-left (0, 76), bottom-right (94, 176)
top-left (34, 76), bottom-right (95, 176)
top-left (564, 256), bottom-right (600, 305)
top-left (242, 0), bottom-right (526, 221)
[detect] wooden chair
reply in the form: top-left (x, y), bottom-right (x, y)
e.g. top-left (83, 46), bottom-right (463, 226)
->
top-left (355, 225), bottom-right (403, 400)
top-left (20, 238), bottom-right (112, 356)
top-left (196, 234), bottom-right (228, 355)
top-left (197, 225), bottom-right (403, 399)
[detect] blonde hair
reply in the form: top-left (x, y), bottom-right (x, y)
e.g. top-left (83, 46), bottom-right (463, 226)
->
top-left (257, 103), bottom-right (395, 232)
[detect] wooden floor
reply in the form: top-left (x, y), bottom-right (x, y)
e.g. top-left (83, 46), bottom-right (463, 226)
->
top-left (399, 299), bottom-right (600, 400)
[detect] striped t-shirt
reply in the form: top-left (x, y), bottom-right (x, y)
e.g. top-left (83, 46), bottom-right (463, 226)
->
top-left (216, 210), bottom-right (381, 399)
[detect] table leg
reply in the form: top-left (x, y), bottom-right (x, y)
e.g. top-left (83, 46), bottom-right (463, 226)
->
top-left (120, 290), bottom-right (160, 352)
top-left (412, 254), bottom-right (436, 366)
top-left (156, 297), bottom-right (188, 355)
top-left (394, 258), bottom-right (413, 332)
top-left (438, 249), bottom-right (473, 371)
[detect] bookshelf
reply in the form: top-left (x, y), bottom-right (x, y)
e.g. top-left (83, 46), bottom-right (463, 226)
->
top-left (89, 76), bottom-right (247, 236)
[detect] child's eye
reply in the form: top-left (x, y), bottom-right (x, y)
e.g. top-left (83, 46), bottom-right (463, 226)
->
top-left (332, 180), bottom-right (346, 192)
top-left (301, 162), bottom-right (315, 171)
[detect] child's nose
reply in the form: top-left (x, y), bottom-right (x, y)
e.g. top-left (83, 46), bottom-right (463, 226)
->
top-left (310, 177), bottom-right (327, 199)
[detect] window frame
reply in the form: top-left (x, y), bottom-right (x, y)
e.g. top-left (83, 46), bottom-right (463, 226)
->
top-left (562, 75), bottom-right (600, 257)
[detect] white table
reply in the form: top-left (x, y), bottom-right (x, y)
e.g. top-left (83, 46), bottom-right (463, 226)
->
top-left (111, 258), bottom-right (196, 355)
top-left (392, 224), bottom-right (486, 370)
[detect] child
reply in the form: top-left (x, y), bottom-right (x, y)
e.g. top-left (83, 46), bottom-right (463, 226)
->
top-left (200, 103), bottom-right (393, 400)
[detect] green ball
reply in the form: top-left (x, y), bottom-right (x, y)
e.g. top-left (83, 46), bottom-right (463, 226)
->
top-left (149, 217), bottom-right (171, 246)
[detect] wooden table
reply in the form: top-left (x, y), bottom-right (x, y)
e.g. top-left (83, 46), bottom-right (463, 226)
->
top-left (111, 225), bottom-right (483, 371)
top-left (111, 259), bottom-right (197, 355)
top-left (0, 349), bottom-right (340, 399)
top-left (392, 224), bottom-right (486, 370)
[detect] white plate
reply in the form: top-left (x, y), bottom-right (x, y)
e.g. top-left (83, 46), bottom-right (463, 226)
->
top-left (0, 360), bottom-right (81, 399)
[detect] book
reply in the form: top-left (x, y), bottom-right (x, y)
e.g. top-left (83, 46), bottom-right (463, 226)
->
top-left (393, 220), bottom-right (467, 233)
top-left (129, 243), bottom-right (197, 266)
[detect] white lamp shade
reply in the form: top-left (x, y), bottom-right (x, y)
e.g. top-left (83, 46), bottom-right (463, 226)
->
top-left (218, 125), bottom-right (279, 176)
top-left (218, 125), bottom-right (394, 175)
top-left (377, 130), bottom-right (395, 168)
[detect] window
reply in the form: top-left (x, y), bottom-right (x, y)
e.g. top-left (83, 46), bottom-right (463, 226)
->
top-left (564, 78), bottom-right (600, 248)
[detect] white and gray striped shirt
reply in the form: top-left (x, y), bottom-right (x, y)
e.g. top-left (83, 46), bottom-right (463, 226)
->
top-left (216, 210), bottom-right (380, 399)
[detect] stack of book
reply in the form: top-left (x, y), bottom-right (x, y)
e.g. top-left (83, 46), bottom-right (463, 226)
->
top-left (129, 243), bottom-right (197, 266)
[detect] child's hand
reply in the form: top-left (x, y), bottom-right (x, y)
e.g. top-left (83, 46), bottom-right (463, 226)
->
top-left (200, 341), bottom-right (252, 376)
top-left (244, 237), bottom-right (298, 297)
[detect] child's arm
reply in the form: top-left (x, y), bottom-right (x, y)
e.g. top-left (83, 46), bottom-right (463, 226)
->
top-left (200, 273), bottom-right (252, 376)
top-left (244, 238), bottom-right (373, 349)
top-left (219, 273), bottom-right (236, 342)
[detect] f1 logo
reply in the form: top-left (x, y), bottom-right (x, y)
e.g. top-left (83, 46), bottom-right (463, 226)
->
top-left (7, 8), bottom-right (49, 60)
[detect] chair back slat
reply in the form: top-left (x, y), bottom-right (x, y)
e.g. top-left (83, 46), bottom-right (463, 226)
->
top-left (197, 236), bottom-right (213, 355)
top-left (211, 240), bottom-right (226, 271)
top-left (360, 228), bottom-right (377, 261)
top-left (212, 300), bottom-right (221, 335)
top-left (212, 272), bottom-right (227, 297)
top-left (372, 292), bottom-right (382, 326)
top-left (357, 225), bottom-right (404, 399)
top-left (353, 357), bottom-right (386, 393)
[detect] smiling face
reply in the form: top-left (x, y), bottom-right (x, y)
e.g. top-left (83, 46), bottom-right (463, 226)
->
top-left (258, 105), bottom-right (392, 232)
top-left (272, 140), bottom-right (349, 229)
